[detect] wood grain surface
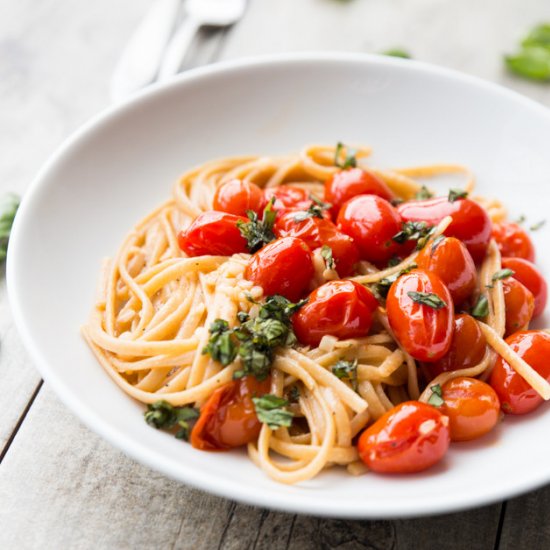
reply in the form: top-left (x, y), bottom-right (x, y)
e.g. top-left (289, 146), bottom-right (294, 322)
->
top-left (1, 1), bottom-right (550, 548)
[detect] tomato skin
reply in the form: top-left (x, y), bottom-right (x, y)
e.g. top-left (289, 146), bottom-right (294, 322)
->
top-left (357, 401), bottom-right (450, 474)
top-left (425, 314), bottom-right (487, 378)
top-left (440, 377), bottom-right (500, 442)
top-left (397, 197), bottom-right (492, 263)
top-left (245, 237), bottom-right (314, 301)
top-left (490, 331), bottom-right (550, 415)
top-left (502, 277), bottom-right (535, 336)
top-left (213, 179), bottom-right (265, 217)
top-left (191, 376), bottom-right (271, 451)
top-left (502, 257), bottom-right (547, 318)
top-left (264, 186), bottom-right (309, 209)
top-left (416, 236), bottom-right (477, 306)
top-left (178, 211), bottom-right (248, 256)
top-left (336, 195), bottom-right (404, 265)
top-left (386, 269), bottom-right (454, 362)
top-left (324, 168), bottom-right (394, 218)
top-left (492, 222), bottom-right (535, 262)
top-left (274, 213), bottom-right (359, 277)
top-left (292, 280), bottom-right (378, 347)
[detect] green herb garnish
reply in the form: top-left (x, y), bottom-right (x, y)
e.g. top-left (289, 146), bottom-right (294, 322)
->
top-left (334, 142), bottom-right (357, 169)
top-left (448, 188), bottom-right (468, 203)
top-left (530, 220), bottom-right (546, 231)
top-left (429, 235), bottom-right (445, 254)
top-left (516, 214), bottom-right (526, 225)
top-left (253, 395), bottom-right (294, 429)
top-left (407, 291), bottom-right (447, 309)
top-left (471, 294), bottom-right (489, 319)
top-left (492, 268), bottom-right (515, 282)
top-left (371, 263), bottom-right (417, 300)
top-left (382, 48), bottom-right (411, 59)
top-left (321, 245), bottom-right (335, 270)
top-left (237, 198), bottom-right (277, 253)
top-left (144, 401), bottom-right (199, 441)
top-left (0, 193), bottom-right (20, 262)
top-left (506, 24), bottom-right (550, 81)
top-left (293, 195), bottom-right (331, 222)
top-left (202, 319), bottom-right (238, 366)
top-left (427, 384), bottom-right (445, 408)
top-left (414, 186), bottom-right (434, 200)
top-left (331, 359), bottom-right (359, 391)
top-left (392, 221), bottom-right (434, 249)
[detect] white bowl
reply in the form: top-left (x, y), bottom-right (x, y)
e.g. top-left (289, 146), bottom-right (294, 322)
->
top-left (8, 53), bottom-right (550, 518)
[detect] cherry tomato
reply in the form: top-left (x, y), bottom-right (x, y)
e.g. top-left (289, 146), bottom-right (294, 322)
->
top-left (357, 401), bottom-right (450, 474)
top-left (324, 168), bottom-right (394, 218)
top-left (336, 195), bottom-right (404, 265)
top-left (492, 222), bottom-right (535, 262)
top-left (178, 211), bottom-right (248, 256)
top-left (397, 197), bottom-right (492, 262)
top-left (440, 377), bottom-right (500, 441)
top-left (264, 186), bottom-right (310, 211)
top-left (386, 269), bottom-right (454, 362)
top-left (292, 280), bottom-right (378, 347)
top-left (274, 213), bottom-right (359, 277)
top-left (502, 257), bottom-right (547, 318)
top-left (213, 179), bottom-right (265, 217)
top-left (245, 237), bottom-right (314, 301)
top-left (191, 376), bottom-right (271, 450)
top-left (490, 330), bottom-right (550, 415)
top-left (502, 277), bottom-right (535, 336)
top-left (416, 236), bottom-right (477, 305)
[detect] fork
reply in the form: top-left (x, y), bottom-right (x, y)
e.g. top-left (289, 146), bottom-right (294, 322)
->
top-left (157, 0), bottom-right (247, 81)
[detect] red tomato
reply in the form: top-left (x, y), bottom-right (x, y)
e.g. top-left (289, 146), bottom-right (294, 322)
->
top-left (386, 269), bottom-right (454, 362)
top-left (502, 257), bottom-right (547, 318)
top-left (502, 277), bottom-right (535, 336)
top-left (357, 401), bottom-right (450, 474)
top-left (264, 186), bottom-right (310, 211)
top-left (492, 222), bottom-right (535, 262)
top-left (292, 280), bottom-right (378, 347)
top-left (490, 331), bottom-right (550, 415)
top-left (213, 179), bottom-right (265, 217)
top-left (324, 168), bottom-right (394, 217)
top-left (191, 376), bottom-right (271, 450)
top-left (397, 197), bottom-right (492, 262)
top-left (178, 211), bottom-right (248, 256)
top-left (416, 236), bottom-right (477, 305)
top-left (245, 237), bottom-right (314, 301)
top-left (274, 213), bottom-right (359, 277)
top-left (440, 377), bottom-right (500, 441)
top-left (336, 195), bottom-right (404, 265)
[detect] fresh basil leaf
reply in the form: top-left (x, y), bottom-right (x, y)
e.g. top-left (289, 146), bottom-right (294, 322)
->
top-left (382, 48), bottom-right (411, 59)
top-left (334, 142), bottom-right (357, 169)
top-left (530, 220), bottom-right (546, 231)
top-left (506, 46), bottom-right (550, 81)
top-left (492, 268), bottom-right (515, 282)
top-left (427, 384), bottom-right (445, 407)
top-left (522, 23), bottom-right (550, 50)
top-left (414, 185), bottom-right (433, 200)
top-left (407, 291), bottom-right (447, 309)
top-left (144, 401), bottom-right (199, 441)
top-left (471, 294), bottom-right (489, 319)
top-left (321, 245), bottom-right (335, 270)
top-left (331, 359), bottom-right (359, 391)
top-left (253, 395), bottom-right (294, 429)
top-left (448, 188), bottom-right (468, 203)
top-left (237, 198), bottom-right (277, 252)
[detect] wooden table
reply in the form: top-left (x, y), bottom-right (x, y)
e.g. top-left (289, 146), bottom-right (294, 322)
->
top-left (1, 1), bottom-right (550, 547)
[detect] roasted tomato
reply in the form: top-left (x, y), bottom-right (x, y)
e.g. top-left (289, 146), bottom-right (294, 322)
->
top-left (425, 314), bottom-right (487, 378)
top-left (324, 168), bottom-right (394, 217)
top-left (191, 376), bottom-right (271, 450)
top-left (245, 237), bottom-right (314, 301)
top-left (397, 197), bottom-right (492, 262)
top-left (274, 213), bottom-right (359, 277)
top-left (292, 280), bottom-right (378, 347)
top-left (492, 222), bottom-right (535, 262)
top-left (502, 277), bottom-right (535, 336)
top-left (440, 377), bottom-right (500, 441)
top-left (416, 236), bottom-right (477, 305)
top-left (357, 401), bottom-right (450, 474)
top-left (213, 179), bottom-right (265, 216)
top-left (490, 331), bottom-right (550, 415)
top-left (264, 186), bottom-right (310, 211)
top-left (502, 257), bottom-right (547, 318)
top-left (178, 211), bottom-right (248, 256)
top-left (336, 195), bottom-right (404, 265)
top-left (387, 269), bottom-right (454, 362)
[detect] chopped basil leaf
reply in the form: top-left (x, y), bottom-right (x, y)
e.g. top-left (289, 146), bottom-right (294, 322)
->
top-left (332, 359), bottom-right (359, 391)
top-left (253, 395), bottom-right (294, 429)
top-left (0, 193), bottom-right (20, 262)
top-left (392, 221), bottom-right (434, 249)
top-left (414, 185), bottom-right (434, 200)
top-left (387, 256), bottom-right (402, 268)
top-left (382, 48), bottom-right (411, 59)
top-left (427, 384), bottom-right (445, 407)
top-left (430, 235), bottom-right (445, 254)
top-left (321, 245), bottom-right (335, 270)
top-left (202, 319), bottom-right (238, 366)
top-left (492, 268), bottom-right (515, 281)
top-left (471, 294), bottom-right (489, 319)
top-left (237, 198), bottom-right (277, 252)
top-left (334, 141), bottom-right (357, 169)
top-left (448, 188), bottom-right (468, 203)
top-left (407, 291), bottom-right (447, 309)
top-left (144, 401), bottom-right (199, 441)
top-left (515, 214), bottom-right (526, 225)
top-left (293, 195), bottom-right (331, 222)
top-left (530, 220), bottom-right (546, 231)
top-left (371, 263), bottom-right (417, 300)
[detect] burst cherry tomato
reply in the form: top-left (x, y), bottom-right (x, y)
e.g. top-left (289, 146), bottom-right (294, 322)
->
top-left (386, 269), bottom-right (454, 362)
top-left (502, 277), bottom-right (535, 336)
top-left (212, 179), bottom-right (265, 216)
top-left (425, 314), bottom-right (487, 378)
top-left (502, 257), bottom-right (547, 318)
top-left (264, 186), bottom-right (310, 211)
top-left (292, 280), bottom-right (378, 347)
top-left (416, 236), bottom-right (477, 305)
top-left (490, 330), bottom-right (550, 415)
top-left (397, 197), bottom-right (492, 262)
top-left (274, 213), bottom-right (359, 277)
top-left (245, 237), bottom-right (314, 301)
top-left (492, 222), bottom-right (535, 262)
top-left (191, 376), bottom-right (271, 450)
top-left (357, 401), bottom-right (450, 474)
top-left (337, 195), bottom-right (403, 265)
top-left (324, 168), bottom-right (394, 218)
top-left (440, 377), bottom-right (500, 441)
top-left (178, 211), bottom-right (248, 256)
